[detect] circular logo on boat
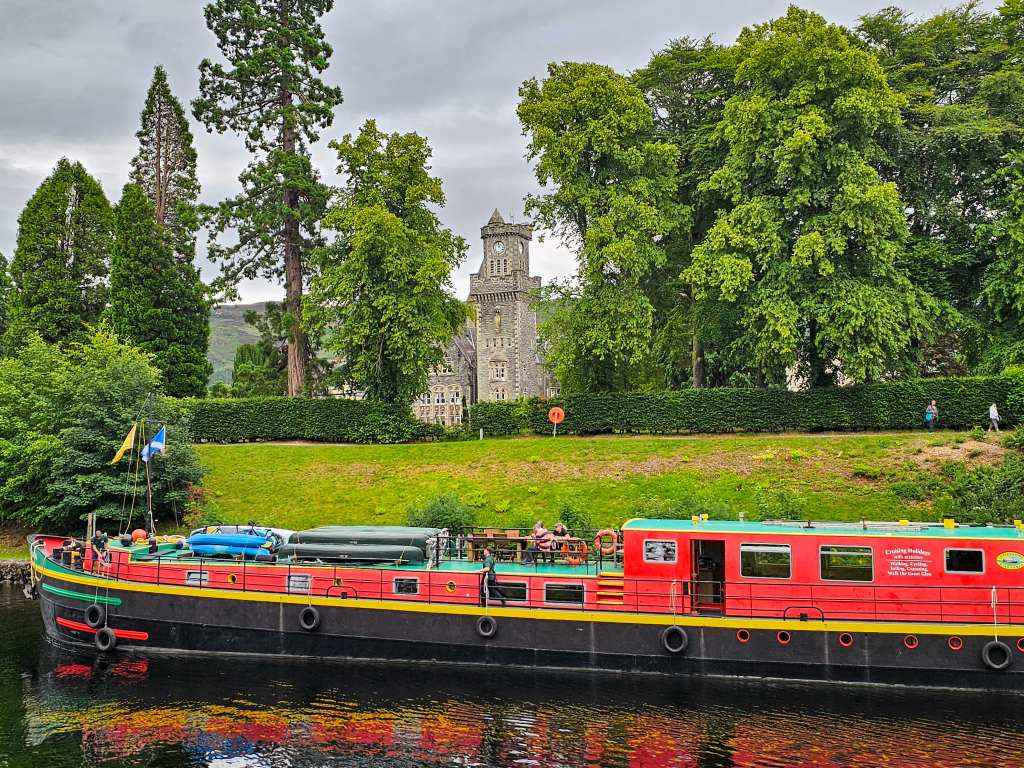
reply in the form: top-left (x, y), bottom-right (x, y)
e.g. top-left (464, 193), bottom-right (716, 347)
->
top-left (996, 551), bottom-right (1024, 570)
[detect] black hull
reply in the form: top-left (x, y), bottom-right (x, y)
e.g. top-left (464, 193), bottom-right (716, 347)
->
top-left (37, 571), bottom-right (1024, 691)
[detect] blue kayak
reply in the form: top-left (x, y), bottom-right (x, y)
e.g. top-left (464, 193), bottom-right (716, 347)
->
top-left (187, 532), bottom-right (274, 549)
top-left (189, 543), bottom-right (275, 561)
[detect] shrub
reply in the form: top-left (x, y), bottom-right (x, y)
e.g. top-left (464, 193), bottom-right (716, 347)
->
top-left (852, 463), bottom-right (882, 479)
top-left (969, 426), bottom-right (985, 441)
top-left (405, 493), bottom-right (476, 532)
top-left (753, 484), bottom-right (807, 520)
top-left (1003, 430), bottom-right (1024, 452)
top-left (552, 501), bottom-right (592, 533)
top-left (182, 396), bottom-right (435, 444)
top-left (936, 456), bottom-right (1024, 525)
top-left (467, 377), bottom-right (1019, 437)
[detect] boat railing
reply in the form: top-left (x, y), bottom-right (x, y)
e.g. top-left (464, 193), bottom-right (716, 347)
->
top-left (72, 550), bottom-right (1024, 625)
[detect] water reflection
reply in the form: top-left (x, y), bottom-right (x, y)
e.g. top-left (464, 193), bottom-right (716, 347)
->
top-left (3, 585), bottom-right (1024, 767)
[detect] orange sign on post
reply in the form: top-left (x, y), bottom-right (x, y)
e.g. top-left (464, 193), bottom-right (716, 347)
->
top-left (548, 406), bottom-right (565, 436)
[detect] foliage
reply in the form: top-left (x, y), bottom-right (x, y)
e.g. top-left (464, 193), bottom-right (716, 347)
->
top-left (1003, 429), bottom-right (1024, 451)
top-left (5, 159), bottom-right (112, 347)
top-left (466, 378), bottom-right (1019, 436)
top-left (193, 0), bottom-right (343, 395)
top-left (107, 184), bottom-right (211, 398)
top-left (0, 330), bottom-right (203, 529)
top-left (307, 120), bottom-right (469, 405)
top-left (130, 64), bottom-right (201, 256)
top-left (552, 501), bottom-right (592, 533)
top-left (183, 396), bottom-right (439, 444)
top-left (405, 492), bottom-right (476, 532)
top-left (0, 252), bottom-right (10, 355)
top-left (518, 62), bottom-right (682, 391)
top-left (937, 455), bottom-right (1024, 524)
top-left (685, 8), bottom-right (937, 385)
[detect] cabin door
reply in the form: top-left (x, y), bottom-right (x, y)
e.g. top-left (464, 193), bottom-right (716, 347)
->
top-left (691, 540), bottom-right (725, 614)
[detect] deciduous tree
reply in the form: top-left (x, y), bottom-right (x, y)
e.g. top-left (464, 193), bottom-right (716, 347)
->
top-left (108, 184), bottom-right (212, 397)
top-left (306, 120), bottom-right (468, 405)
top-left (193, 0), bottom-right (343, 396)
top-left (6, 159), bottom-right (112, 347)
top-left (0, 252), bottom-right (10, 354)
top-left (685, 7), bottom-right (938, 385)
top-left (517, 62), bottom-right (682, 392)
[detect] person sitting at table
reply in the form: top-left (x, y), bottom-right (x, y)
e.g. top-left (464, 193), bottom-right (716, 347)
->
top-left (551, 522), bottom-right (571, 558)
top-left (524, 521), bottom-right (554, 565)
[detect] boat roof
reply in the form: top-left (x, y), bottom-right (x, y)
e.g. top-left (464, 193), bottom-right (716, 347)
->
top-left (621, 518), bottom-right (1024, 540)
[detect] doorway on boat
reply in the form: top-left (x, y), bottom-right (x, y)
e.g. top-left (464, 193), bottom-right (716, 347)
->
top-left (691, 540), bottom-right (725, 614)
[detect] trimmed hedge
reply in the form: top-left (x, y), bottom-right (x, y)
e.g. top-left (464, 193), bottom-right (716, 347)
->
top-left (467, 377), bottom-right (1022, 437)
top-left (180, 397), bottom-right (442, 444)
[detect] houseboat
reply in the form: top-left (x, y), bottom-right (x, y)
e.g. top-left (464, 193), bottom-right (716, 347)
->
top-left (27, 517), bottom-right (1024, 688)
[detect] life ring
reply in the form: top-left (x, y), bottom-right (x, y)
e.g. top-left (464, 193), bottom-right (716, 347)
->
top-left (84, 603), bottom-right (106, 629)
top-left (476, 615), bottom-right (498, 639)
top-left (562, 539), bottom-right (588, 566)
top-left (594, 529), bottom-right (618, 557)
top-left (299, 606), bottom-right (321, 632)
top-left (94, 626), bottom-right (117, 653)
top-left (981, 640), bottom-right (1013, 671)
top-left (661, 625), bottom-right (688, 654)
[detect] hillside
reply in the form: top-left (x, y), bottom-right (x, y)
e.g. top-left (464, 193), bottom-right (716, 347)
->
top-left (195, 431), bottom-right (1006, 532)
top-left (207, 302), bottom-right (265, 385)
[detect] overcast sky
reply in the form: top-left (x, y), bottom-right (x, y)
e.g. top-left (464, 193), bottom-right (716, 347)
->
top-left (0, 0), bottom-right (991, 303)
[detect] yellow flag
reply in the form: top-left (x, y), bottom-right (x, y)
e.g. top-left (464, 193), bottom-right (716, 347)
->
top-left (111, 423), bottom-right (137, 465)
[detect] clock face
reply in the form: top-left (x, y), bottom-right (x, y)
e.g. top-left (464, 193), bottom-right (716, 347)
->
top-left (492, 240), bottom-right (505, 255)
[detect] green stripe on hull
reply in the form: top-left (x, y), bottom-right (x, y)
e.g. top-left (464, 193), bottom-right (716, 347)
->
top-left (41, 583), bottom-right (122, 606)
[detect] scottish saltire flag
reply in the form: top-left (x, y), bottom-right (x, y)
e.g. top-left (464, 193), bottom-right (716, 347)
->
top-left (140, 427), bottom-right (167, 463)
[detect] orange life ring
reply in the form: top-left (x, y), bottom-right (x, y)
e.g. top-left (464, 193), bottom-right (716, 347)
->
top-left (562, 539), bottom-right (588, 565)
top-left (594, 529), bottom-right (618, 557)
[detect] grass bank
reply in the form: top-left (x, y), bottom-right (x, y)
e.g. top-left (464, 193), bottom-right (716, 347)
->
top-left (196, 431), bottom-right (1005, 531)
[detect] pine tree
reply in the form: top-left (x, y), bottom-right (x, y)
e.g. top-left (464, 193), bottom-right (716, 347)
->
top-left (6, 158), bottom-right (112, 347)
top-left (130, 65), bottom-right (200, 259)
top-left (108, 184), bottom-right (211, 397)
top-left (193, 0), bottom-right (343, 396)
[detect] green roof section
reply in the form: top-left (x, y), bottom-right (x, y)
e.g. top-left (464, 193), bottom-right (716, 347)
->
top-left (621, 518), bottom-right (1024, 540)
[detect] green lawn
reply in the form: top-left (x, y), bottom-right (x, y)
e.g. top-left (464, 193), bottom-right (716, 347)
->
top-left (196, 431), bottom-right (1004, 531)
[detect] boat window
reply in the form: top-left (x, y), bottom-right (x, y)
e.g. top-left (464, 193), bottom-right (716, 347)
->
top-left (740, 544), bottom-right (791, 579)
top-left (643, 540), bottom-right (677, 564)
top-left (394, 578), bottom-right (419, 595)
top-left (185, 570), bottom-right (208, 587)
top-left (820, 546), bottom-right (873, 582)
top-left (945, 549), bottom-right (984, 574)
top-left (288, 574), bottom-right (311, 593)
top-left (544, 583), bottom-right (584, 604)
top-left (500, 582), bottom-right (528, 602)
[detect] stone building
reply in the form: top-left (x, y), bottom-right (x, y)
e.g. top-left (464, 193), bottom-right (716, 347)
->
top-left (414, 209), bottom-right (555, 426)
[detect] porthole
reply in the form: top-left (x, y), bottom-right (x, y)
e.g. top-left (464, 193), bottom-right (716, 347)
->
top-left (334, 577), bottom-right (343, 587)
top-left (228, 573), bottom-right (237, 585)
top-left (948, 636), bottom-right (964, 652)
top-left (777, 630), bottom-right (791, 645)
top-left (736, 629), bottom-right (751, 644)
top-left (446, 581), bottom-right (457, 593)
top-left (903, 634), bottom-right (919, 650)
top-left (1017, 638), bottom-right (1024, 654)
top-left (838, 633), bottom-right (854, 648)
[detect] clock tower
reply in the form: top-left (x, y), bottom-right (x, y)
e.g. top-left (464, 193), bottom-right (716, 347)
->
top-left (468, 208), bottom-right (545, 401)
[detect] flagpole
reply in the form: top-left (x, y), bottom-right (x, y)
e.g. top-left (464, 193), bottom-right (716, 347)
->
top-left (141, 418), bottom-right (155, 539)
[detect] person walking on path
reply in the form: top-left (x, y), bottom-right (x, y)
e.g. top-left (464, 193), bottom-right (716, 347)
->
top-left (479, 546), bottom-right (506, 606)
top-left (925, 400), bottom-right (939, 433)
top-left (989, 403), bottom-right (1001, 433)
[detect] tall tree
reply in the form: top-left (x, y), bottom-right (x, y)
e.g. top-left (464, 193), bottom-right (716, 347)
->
top-left (107, 184), bottom-right (212, 397)
top-left (858, 2), bottom-right (1024, 373)
top-left (130, 65), bottom-right (201, 257)
top-left (684, 8), bottom-right (938, 385)
top-left (193, 0), bottom-right (343, 396)
top-left (306, 120), bottom-right (468, 405)
top-left (517, 62), bottom-right (682, 392)
top-left (6, 159), bottom-right (112, 347)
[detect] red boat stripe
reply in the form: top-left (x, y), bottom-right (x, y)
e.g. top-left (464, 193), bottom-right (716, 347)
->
top-left (56, 616), bottom-right (149, 641)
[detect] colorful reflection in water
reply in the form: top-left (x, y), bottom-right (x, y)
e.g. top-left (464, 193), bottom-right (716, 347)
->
top-left (3, 586), bottom-right (1024, 767)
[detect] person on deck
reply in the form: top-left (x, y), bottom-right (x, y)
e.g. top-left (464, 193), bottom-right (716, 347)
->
top-left (989, 403), bottom-right (1001, 433)
top-left (924, 400), bottom-right (939, 433)
top-left (551, 522), bottom-right (570, 560)
top-left (479, 546), bottom-right (507, 606)
top-left (90, 530), bottom-right (110, 570)
top-left (525, 521), bottom-right (554, 565)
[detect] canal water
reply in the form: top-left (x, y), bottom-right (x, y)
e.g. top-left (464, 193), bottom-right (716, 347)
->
top-left (2, 585), bottom-right (1023, 768)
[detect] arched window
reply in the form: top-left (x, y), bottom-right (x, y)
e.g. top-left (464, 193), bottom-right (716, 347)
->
top-left (490, 361), bottom-right (506, 380)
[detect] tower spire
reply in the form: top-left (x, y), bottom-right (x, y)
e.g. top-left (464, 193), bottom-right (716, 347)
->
top-left (487, 208), bottom-right (505, 225)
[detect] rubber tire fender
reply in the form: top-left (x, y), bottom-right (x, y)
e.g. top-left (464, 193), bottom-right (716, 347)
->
top-left (94, 626), bottom-right (117, 653)
top-left (84, 603), bottom-right (105, 629)
top-left (476, 615), bottom-right (498, 639)
top-left (661, 625), bottom-right (689, 654)
top-left (981, 640), bottom-right (1013, 671)
top-left (299, 606), bottom-right (321, 632)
